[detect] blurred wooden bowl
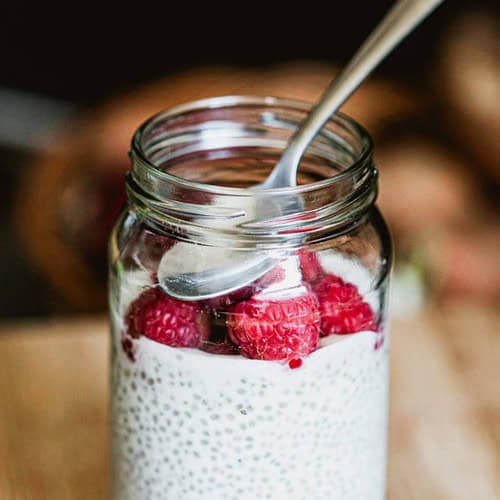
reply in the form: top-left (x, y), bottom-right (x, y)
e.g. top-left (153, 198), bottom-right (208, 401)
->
top-left (16, 62), bottom-right (419, 311)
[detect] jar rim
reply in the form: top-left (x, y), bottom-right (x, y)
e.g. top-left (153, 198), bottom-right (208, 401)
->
top-left (127, 95), bottom-right (378, 248)
top-left (130, 95), bottom-right (374, 196)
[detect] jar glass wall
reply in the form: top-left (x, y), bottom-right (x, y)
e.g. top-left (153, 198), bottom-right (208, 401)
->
top-left (109, 96), bottom-right (392, 500)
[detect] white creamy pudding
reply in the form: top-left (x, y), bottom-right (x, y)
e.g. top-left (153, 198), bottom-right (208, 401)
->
top-left (111, 327), bottom-right (388, 500)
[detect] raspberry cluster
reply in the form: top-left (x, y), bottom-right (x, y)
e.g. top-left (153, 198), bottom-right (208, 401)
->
top-left (122, 249), bottom-right (379, 364)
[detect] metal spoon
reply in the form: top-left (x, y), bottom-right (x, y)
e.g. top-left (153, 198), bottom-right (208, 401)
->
top-left (159, 0), bottom-right (445, 301)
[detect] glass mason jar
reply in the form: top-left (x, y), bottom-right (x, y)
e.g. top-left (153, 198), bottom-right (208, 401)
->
top-left (109, 96), bottom-right (392, 500)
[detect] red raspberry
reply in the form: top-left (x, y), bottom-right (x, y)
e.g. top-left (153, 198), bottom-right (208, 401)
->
top-left (288, 358), bottom-right (303, 369)
top-left (125, 288), bottom-right (208, 347)
top-left (298, 249), bottom-right (324, 283)
top-left (313, 275), bottom-right (376, 336)
top-left (227, 288), bottom-right (320, 361)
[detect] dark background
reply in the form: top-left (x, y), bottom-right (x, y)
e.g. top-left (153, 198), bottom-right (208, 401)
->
top-left (0, 0), bottom-right (498, 317)
top-left (2, 1), bottom-right (491, 102)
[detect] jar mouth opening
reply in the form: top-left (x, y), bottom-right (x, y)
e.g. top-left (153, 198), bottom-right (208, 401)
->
top-left (130, 95), bottom-right (374, 196)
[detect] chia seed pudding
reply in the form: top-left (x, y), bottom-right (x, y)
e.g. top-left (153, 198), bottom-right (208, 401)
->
top-left (110, 252), bottom-right (389, 500)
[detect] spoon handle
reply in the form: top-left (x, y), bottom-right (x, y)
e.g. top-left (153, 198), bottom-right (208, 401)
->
top-left (272, 0), bottom-right (445, 187)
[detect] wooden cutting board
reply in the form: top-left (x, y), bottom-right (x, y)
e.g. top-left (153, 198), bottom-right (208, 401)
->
top-left (0, 303), bottom-right (499, 499)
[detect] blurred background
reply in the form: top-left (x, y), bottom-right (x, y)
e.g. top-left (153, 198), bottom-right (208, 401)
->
top-left (1, 0), bottom-right (499, 318)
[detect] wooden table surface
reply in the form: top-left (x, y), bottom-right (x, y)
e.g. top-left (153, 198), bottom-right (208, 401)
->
top-left (1, 303), bottom-right (499, 499)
